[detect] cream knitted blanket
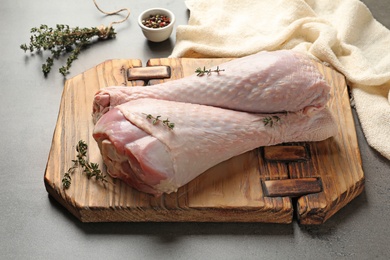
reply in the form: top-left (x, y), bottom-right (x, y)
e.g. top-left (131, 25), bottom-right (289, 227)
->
top-left (170, 0), bottom-right (390, 161)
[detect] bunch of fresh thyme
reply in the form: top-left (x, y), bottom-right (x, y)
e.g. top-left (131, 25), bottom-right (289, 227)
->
top-left (20, 24), bottom-right (116, 76)
top-left (195, 66), bottom-right (225, 76)
top-left (144, 113), bottom-right (175, 130)
top-left (62, 140), bottom-right (108, 189)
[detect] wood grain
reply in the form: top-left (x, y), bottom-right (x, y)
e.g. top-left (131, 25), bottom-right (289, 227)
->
top-left (262, 178), bottom-right (322, 197)
top-left (44, 57), bottom-right (364, 224)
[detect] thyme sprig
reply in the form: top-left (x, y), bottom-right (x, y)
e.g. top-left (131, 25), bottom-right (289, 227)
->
top-left (62, 140), bottom-right (109, 189)
top-left (143, 113), bottom-right (175, 130)
top-left (20, 24), bottom-right (116, 77)
top-left (195, 66), bottom-right (224, 76)
top-left (263, 116), bottom-right (281, 127)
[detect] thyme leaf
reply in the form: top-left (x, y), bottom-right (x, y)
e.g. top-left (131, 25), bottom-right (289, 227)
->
top-left (21, 24), bottom-right (116, 77)
top-left (195, 66), bottom-right (224, 76)
top-left (143, 113), bottom-right (175, 130)
top-left (62, 140), bottom-right (109, 189)
top-left (263, 116), bottom-right (281, 127)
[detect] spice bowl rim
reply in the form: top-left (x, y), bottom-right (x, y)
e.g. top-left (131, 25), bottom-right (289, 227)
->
top-left (138, 7), bottom-right (176, 32)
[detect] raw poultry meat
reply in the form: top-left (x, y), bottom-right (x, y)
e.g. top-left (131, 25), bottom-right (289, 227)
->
top-left (93, 98), bottom-right (337, 195)
top-left (92, 50), bottom-right (336, 195)
top-left (92, 50), bottom-right (331, 123)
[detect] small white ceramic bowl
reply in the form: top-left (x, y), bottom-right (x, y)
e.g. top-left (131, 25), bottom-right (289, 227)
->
top-left (138, 8), bottom-right (175, 42)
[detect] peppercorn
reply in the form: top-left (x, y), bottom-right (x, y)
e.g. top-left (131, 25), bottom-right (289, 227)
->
top-left (142, 14), bottom-right (171, 28)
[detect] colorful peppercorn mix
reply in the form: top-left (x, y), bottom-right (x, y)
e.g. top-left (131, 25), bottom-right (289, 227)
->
top-left (142, 14), bottom-right (171, 28)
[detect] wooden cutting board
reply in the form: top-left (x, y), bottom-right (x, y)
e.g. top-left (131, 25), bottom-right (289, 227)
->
top-left (44, 57), bottom-right (364, 224)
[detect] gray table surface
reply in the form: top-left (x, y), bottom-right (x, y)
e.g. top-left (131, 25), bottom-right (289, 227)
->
top-left (1, 0), bottom-right (389, 259)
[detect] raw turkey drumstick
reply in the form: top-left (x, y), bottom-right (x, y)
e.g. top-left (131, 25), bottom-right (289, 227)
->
top-left (93, 98), bottom-right (337, 196)
top-left (92, 50), bottom-right (331, 123)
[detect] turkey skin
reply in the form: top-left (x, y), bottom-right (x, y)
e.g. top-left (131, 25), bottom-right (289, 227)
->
top-left (92, 50), bottom-right (330, 123)
top-left (92, 50), bottom-right (336, 195)
top-left (93, 98), bottom-right (337, 195)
